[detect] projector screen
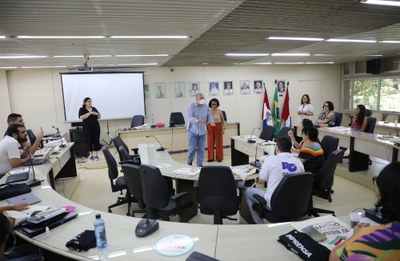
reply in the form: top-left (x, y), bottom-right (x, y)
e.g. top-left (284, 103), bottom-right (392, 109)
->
top-left (60, 72), bottom-right (145, 122)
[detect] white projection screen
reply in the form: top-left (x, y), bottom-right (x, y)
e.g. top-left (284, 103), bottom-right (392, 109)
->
top-left (60, 72), bottom-right (145, 122)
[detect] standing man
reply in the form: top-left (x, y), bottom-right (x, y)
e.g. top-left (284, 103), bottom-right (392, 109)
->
top-left (244, 137), bottom-right (304, 224)
top-left (0, 124), bottom-right (32, 175)
top-left (187, 93), bottom-right (215, 167)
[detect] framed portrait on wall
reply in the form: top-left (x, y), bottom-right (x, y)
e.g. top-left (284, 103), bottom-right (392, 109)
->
top-left (254, 80), bottom-right (263, 94)
top-left (223, 81), bottom-right (233, 95)
top-left (174, 82), bottom-right (186, 98)
top-left (240, 80), bottom-right (250, 95)
top-left (209, 81), bottom-right (219, 96)
top-left (277, 80), bottom-right (285, 93)
top-left (144, 84), bottom-right (150, 98)
top-left (154, 82), bottom-right (167, 99)
top-left (190, 82), bottom-right (200, 96)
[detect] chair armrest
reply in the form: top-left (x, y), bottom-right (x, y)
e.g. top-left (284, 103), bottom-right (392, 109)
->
top-left (119, 160), bottom-right (135, 165)
top-left (253, 194), bottom-right (267, 205)
top-left (171, 191), bottom-right (188, 200)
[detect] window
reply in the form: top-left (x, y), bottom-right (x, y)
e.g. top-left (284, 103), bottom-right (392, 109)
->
top-left (380, 78), bottom-right (400, 111)
top-left (353, 79), bottom-right (378, 110)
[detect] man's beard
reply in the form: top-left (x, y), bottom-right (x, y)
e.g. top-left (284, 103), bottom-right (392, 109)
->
top-left (17, 135), bottom-right (28, 143)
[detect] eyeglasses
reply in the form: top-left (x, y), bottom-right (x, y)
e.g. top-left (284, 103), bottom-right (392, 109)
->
top-left (211, 103), bottom-right (217, 105)
top-left (372, 177), bottom-right (378, 186)
top-left (323, 105), bottom-right (329, 107)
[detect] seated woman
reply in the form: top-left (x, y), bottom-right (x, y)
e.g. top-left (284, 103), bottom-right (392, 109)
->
top-left (288, 118), bottom-right (314, 153)
top-left (316, 101), bottom-right (336, 127)
top-left (329, 161), bottom-right (400, 260)
top-left (297, 126), bottom-right (324, 175)
top-left (351, 104), bottom-right (368, 132)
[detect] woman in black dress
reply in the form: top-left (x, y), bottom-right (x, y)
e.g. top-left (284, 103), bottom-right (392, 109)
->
top-left (78, 97), bottom-right (101, 160)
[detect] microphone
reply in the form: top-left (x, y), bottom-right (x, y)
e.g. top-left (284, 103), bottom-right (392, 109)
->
top-left (250, 143), bottom-right (262, 168)
top-left (135, 183), bottom-right (159, 237)
top-left (247, 127), bottom-right (260, 143)
top-left (52, 125), bottom-right (60, 136)
top-left (52, 126), bottom-right (66, 148)
top-left (27, 160), bottom-right (41, 187)
top-left (146, 135), bottom-right (165, 151)
top-left (151, 114), bottom-right (156, 128)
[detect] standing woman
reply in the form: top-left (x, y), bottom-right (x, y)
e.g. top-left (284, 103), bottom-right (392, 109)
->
top-left (297, 94), bottom-right (314, 122)
top-left (351, 104), bottom-right (368, 132)
top-left (79, 97), bottom-right (101, 160)
top-left (207, 98), bottom-right (224, 162)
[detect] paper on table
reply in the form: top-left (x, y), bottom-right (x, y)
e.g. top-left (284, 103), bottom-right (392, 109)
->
top-left (173, 167), bottom-right (200, 176)
top-left (231, 165), bottom-right (257, 181)
top-left (4, 205), bottom-right (50, 226)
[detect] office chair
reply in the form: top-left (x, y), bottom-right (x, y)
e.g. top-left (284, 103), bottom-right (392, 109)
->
top-left (313, 149), bottom-right (344, 203)
top-left (140, 164), bottom-right (190, 221)
top-left (130, 115), bottom-right (145, 128)
top-left (112, 136), bottom-right (138, 162)
top-left (169, 112), bottom-right (185, 126)
top-left (385, 114), bottom-right (398, 123)
top-left (121, 164), bottom-right (146, 217)
top-left (365, 117), bottom-right (377, 133)
top-left (259, 125), bottom-right (275, 141)
top-left (274, 127), bottom-right (293, 141)
top-left (197, 166), bottom-right (239, 224)
top-left (320, 135), bottom-right (339, 160)
top-left (371, 112), bottom-right (383, 121)
top-left (222, 110), bottom-right (227, 122)
top-left (251, 172), bottom-right (315, 223)
top-left (334, 112), bottom-right (343, 126)
top-left (27, 129), bottom-right (36, 146)
top-left (118, 146), bottom-right (141, 165)
top-left (101, 146), bottom-right (131, 216)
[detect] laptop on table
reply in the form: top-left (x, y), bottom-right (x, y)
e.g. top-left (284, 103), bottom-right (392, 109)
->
top-left (24, 146), bottom-right (56, 166)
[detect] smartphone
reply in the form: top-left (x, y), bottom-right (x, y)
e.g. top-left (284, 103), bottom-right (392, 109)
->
top-left (301, 225), bottom-right (327, 242)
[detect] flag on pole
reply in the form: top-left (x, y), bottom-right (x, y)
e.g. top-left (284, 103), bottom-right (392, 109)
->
top-left (281, 82), bottom-right (292, 128)
top-left (272, 82), bottom-right (281, 136)
top-left (262, 86), bottom-right (273, 128)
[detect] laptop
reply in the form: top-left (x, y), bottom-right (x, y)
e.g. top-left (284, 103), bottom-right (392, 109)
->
top-left (6, 192), bottom-right (41, 205)
top-left (25, 146), bottom-right (56, 166)
top-left (5, 168), bottom-right (30, 184)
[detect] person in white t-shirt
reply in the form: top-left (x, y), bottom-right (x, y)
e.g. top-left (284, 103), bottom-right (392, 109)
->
top-left (0, 124), bottom-right (32, 174)
top-left (244, 137), bottom-right (305, 224)
top-left (297, 94), bottom-right (314, 123)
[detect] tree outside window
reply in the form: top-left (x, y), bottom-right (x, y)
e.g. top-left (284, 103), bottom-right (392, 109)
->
top-left (380, 78), bottom-right (400, 112)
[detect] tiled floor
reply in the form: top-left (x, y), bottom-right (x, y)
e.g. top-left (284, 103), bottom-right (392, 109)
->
top-left (55, 147), bottom-right (383, 225)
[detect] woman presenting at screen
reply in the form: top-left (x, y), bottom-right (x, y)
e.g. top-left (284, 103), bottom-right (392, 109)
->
top-left (79, 97), bottom-right (101, 161)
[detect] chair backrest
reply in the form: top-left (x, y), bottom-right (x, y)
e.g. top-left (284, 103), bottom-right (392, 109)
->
top-left (385, 114), bottom-right (398, 123)
top-left (270, 172), bottom-right (314, 219)
top-left (275, 127), bottom-right (293, 141)
top-left (314, 149), bottom-right (344, 190)
top-left (101, 146), bottom-right (119, 185)
top-left (130, 115), bottom-right (144, 128)
top-left (334, 112), bottom-right (343, 126)
top-left (371, 112), bottom-right (383, 121)
top-left (169, 112), bottom-right (185, 125)
top-left (112, 136), bottom-right (129, 161)
top-left (27, 129), bottom-right (36, 145)
top-left (259, 125), bottom-right (275, 141)
top-left (118, 146), bottom-right (131, 161)
top-left (320, 135), bottom-right (339, 160)
top-left (365, 117), bottom-right (377, 133)
top-left (222, 110), bottom-right (227, 122)
top-left (140, 164), bottom-right (171, 209)
top-left (121, 164), bottom-right (145, 209)
top-left (198, 166), bottom-right (238, 212)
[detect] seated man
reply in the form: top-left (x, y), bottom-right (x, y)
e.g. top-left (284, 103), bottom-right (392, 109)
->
top-left (0, 124), bottom-right (32, 175)
top-left (244, 137), bottom-right (305, 224)
top-left (7, 113), bottom-right (44, 155)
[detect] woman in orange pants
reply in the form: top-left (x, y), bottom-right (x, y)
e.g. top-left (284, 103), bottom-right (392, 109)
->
top-left (207, 98), bottom-right (224, 162)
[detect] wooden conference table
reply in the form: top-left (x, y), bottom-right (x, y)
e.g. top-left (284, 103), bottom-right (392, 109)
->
top-left (230, 135), bottom-right (276, 166)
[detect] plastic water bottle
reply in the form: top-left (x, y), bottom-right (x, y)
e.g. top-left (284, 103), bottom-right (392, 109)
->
top-left (94, 214), bottom-right (108, 260)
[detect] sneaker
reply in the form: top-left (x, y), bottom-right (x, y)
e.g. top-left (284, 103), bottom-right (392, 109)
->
top-left (94, 156), bottom-right (99, 161)
top-left (188, 162), bottom-right (192, 166)
top-left (88, 156), bottom-right (94, 161)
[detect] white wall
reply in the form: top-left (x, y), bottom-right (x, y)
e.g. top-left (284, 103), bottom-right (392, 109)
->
top-left (1, 65), bottom-right (340, 141)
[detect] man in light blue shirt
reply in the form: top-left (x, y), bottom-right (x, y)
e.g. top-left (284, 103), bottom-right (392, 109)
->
top-left (187, 93), bottom-right (215, 167)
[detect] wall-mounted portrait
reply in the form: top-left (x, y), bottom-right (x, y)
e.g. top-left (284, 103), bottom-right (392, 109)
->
top-left (190, 82), bottom-right (200, 96)
top-left (240, 80), bottom-right (250, 95)
top-left (223, 81), bottom-right (234, 96)
top-left (277, 80), bottom-right (286, 93)
top-left (209, 81), bottom-right (219, 96)
top-left (174, 82), bottom-right (186, 98)
top-left (254, 80), bottom-right (263, 94)
top-left (144, 84), bottom-right (150, 98)
top-left (154, 82), bottom-right (167, 99)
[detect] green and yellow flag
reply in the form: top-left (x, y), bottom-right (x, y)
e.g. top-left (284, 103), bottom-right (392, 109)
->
top-left (271, 84), bottom-right (281, 136)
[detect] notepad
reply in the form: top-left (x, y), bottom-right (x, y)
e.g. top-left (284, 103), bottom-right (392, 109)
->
top-left (173, 167), bottom-right (200, 176)
top-left (7, 192), bottom-right (41, 205)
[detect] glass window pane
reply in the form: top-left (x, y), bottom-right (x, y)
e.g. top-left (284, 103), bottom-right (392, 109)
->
top-left (342, 80), bottom-right (351, 109)
top-left (353, 79), bottom-right (378, 110)
top-left (380, 78), bottom-right (400, 112)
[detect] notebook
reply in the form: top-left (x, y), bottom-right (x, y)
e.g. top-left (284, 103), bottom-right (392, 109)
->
top-left (25, 146), bottom-right (55, 166)
top-left (6, 192), bottom-right (41, 205)
top-left (5, 170), bottom-right (30, 184)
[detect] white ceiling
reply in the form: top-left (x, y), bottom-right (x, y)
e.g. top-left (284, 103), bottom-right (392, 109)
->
top-left (0, 0), bottom-right (399, 69)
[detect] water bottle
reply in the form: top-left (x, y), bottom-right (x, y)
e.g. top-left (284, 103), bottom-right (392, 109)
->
top-left (94, 214), bottom-right (108, 251)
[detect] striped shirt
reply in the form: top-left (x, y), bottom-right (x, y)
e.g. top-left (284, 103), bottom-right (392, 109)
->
top-left (298, 143), bottom-right (324, 174)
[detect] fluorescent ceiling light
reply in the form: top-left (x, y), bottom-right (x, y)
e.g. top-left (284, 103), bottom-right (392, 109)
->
top-left (380, 40), bottom-right (400, 44)
top-left (305, 62), bottom-right (334, 64)
top-left (271, 53), bottom-right (310, 57)
top-left (274, 62), bottom-right (305, 65)
top-left (111, 36), bottom-right (188, 39)
top-left (53, 55), bottom-right (84, 58)
top-left (0, 67), bottom-right (18, 69)
top-left (326, 38), bottom-right (376, 43)
top-left (253, 62), bottom-right (272, 65)
top-left (117, 63), bottom-right (158, 66)
top-left (226, 53), bottom-right (269, 57)
top-left (361, 0), bottom-right (400, 7)
top-left (0, 36), bottom-right (6, 39)
top-left (20, 66), bottom-right (67, 69)
top-left (267, 36), bottom-right (324, 41)
top-left (0, 55), bottom-right (47, 59)
top-left (17, 36), bottom-right (105, 39)
top-left (314, 54), bottom-right (333, 56)
top-left (90, 55), bottom-right (112, 58)
top-left (115, 54), bottom-right (169, 57)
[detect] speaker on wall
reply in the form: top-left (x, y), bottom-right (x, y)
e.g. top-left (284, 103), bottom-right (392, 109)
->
top-left (366, 59), bottom-right (381, 74)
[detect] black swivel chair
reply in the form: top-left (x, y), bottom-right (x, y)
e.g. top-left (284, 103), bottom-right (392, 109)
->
top-left (222, 110), bottom-right (227, 122)
top-left (169, 112), bottom-right (185, 127)
top-left (27, 129), bottom-right (36, 146)
top-left (197, 166), bottom-right (239, 224)
top-left (101, 146), bottom-right (131, 215)
top-left (130, 115), bottom-right (144, 128)
top-left (121, 164), bottom-right (146, 217)
top-left (118, 146), bottom-right (141, 165)
top-left (112, 136), bottom-right (138, 162)
top-left (365, 117), bottom-right (377, 134)
top-left (259, 125), bottom-right (275, 141)
top-left (313, 149), bottom-right (344, 203)
top-left (274, 127), bottom-right (294, 141)
top-left (320, 135), bottom-right (339, 160)
top-left (140, 164), bottom-right (190, 221)
top-left (334, 112), bottom-right (343, 126)
top-left (251, 172), bottom-right (314, 223)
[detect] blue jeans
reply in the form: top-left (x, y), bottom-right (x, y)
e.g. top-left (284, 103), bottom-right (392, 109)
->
top-left (245, 187), bottom-right (268, 224)
top-left (188, 131), bottom-right (206, 167)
